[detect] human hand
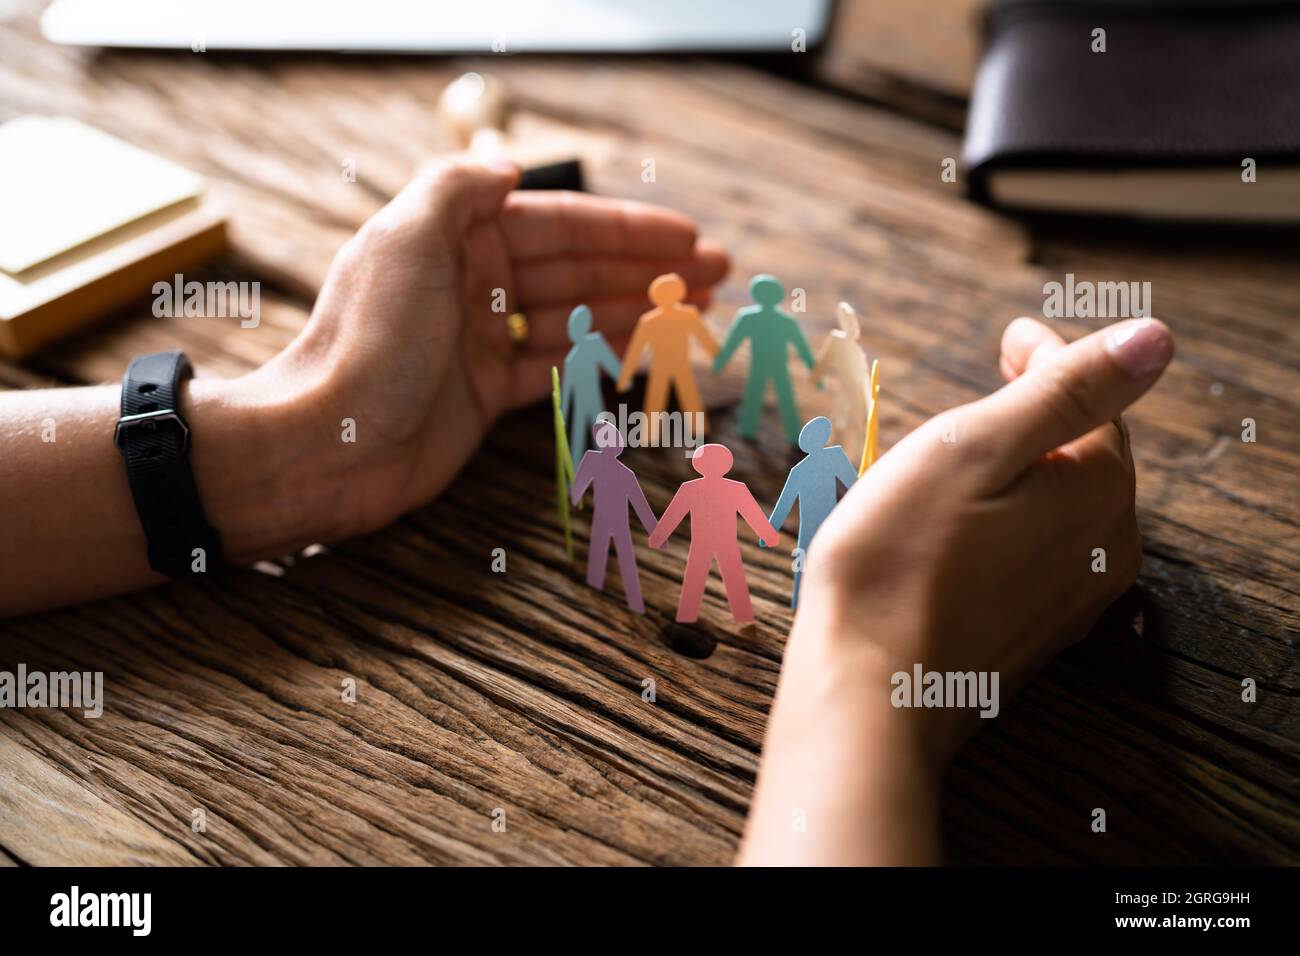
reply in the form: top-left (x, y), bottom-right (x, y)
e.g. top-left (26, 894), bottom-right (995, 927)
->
top-left (244, 159), bottom-right (727, 543)
top-left (740, 316), bottom-right (1173, 865)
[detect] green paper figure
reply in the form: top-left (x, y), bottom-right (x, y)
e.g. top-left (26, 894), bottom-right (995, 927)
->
top-left (712, 274), bottom-right (816, 444)
top-left (552, 366), bottom-right (576, 561)
top-left (561, 304), bottom-right (622, 469)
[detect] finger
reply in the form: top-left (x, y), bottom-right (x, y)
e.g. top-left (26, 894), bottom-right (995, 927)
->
top-left (1001, 317), bottom-right (1130, 467)
top-left (386, 158), bottom-right (519, 240)
top-left (514, 240), bottom-right (729, 306)
top-left (1056, 409), bottom-right (1135, 487)
top-left (501, 191), bottom-right (705, 261)
top-left (1009, 324), bottom-right (1134, 473)
top-left (969, 318), bottom-right (1173, 486)
top-left (999, 317), bottom-right (1066, 382)
top-left (469, 278), bottom-right (710, 354)
top-left (507, 331), bottom-right (634, 410)
top-left (517, 287), bottom-right (713, 352)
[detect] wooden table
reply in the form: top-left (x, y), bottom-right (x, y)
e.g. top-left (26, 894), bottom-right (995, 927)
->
top-left (2, 0), bottom-right (1296, 866)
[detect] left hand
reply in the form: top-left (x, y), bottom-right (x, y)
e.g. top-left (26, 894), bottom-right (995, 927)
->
top-left (247, 159), bottom-right (728, 540)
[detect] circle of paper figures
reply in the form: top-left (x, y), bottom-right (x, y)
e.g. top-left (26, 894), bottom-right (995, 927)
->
top-left (554, 274), bottom-right (879, 625)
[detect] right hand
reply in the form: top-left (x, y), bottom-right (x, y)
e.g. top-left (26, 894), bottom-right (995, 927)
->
top-left (800, 316), bottom-right (1171, 756)
top-left (741, 316), bottom-right (1173, 864)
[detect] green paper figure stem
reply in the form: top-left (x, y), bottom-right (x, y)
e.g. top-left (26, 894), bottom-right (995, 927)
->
top-left (552, 366), bottom-right (576, 560)
top-left (713, 274), bottom-right (816, 445)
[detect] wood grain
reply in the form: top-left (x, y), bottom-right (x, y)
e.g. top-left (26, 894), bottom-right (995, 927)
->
top-left (1, 0), bottom-right (1296, 865)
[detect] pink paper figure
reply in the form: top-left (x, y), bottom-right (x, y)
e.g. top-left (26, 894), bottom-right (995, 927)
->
top-left (648, 443), bottom-right (779, 624)
top-left (570, 419), bottom-right (658, 613)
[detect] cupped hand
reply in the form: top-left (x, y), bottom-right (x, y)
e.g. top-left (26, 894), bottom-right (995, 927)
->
top-left (252, 159), bottom-right (728, 537)
top-left (740, 315), bottom-right (1173, 864)
top-left (802, 316), bottom-right (1170, 754)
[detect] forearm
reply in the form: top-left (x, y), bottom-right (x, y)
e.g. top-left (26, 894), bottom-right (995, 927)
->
top-left (0, 372), bottom-right (349, 617)
top-left (738, 612), bottom-right (943, 866)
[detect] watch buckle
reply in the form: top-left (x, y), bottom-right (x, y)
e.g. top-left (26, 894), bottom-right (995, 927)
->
top-left (115, 410), bottom-right (190, 452)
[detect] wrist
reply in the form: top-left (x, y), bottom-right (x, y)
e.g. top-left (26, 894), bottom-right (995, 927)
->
top-left (185, 372), bottom-right (357, 564)
top-left (786, 603), bottom-right (954, 777)
top-left (742, 613), bottom-right (943, 863)
top-left (786, 609), bottom-right (943, 771)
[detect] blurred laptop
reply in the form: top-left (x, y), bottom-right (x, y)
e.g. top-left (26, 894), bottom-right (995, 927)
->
top-left (41, 0), bottom-right (832, 52)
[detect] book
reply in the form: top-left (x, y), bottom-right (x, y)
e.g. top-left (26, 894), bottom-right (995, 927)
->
top-left (0, 117), bottom-right (227, 359)
top-left (962, 0), bottom-right (1300, 222)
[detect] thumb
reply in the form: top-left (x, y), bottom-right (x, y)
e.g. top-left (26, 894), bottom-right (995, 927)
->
top-left (973, 318), bottom-right (1173, 482)
top-left (392, 157), bottom-right (520, 241)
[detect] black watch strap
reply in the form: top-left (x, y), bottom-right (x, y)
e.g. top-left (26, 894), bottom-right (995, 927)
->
top-left (116, 350), bottom-right (223, 578)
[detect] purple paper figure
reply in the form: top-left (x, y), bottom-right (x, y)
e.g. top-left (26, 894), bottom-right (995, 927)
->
top-left (570, 419), bottom-right (658, 613)
top-left (648, 443), bottom-right (780, 625)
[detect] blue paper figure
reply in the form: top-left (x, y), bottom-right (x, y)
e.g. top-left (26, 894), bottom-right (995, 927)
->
top-left (712, 274), bottom-right (816, 445)
top-left (766, 416), bottom-right (857, 608)
top-left (561, 304), bottom-right (623, 468)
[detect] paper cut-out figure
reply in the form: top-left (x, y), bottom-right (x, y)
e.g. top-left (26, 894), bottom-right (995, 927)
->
top-left (713, 274), bottom-right (816, 445)
top-left (812, 301), bottom-right (869, 460)
top-left (570, 419), bottom-right (657, 613)
top-left (649, 443), bottom-right (779, 624)
top-left (616, 273), bottom-right (719, 444)
top-left (767, 416), bottom-right (857, 609)
top-left (858, 359), bottom-right (880, 477)
top-left (561, 304), bottom-right (622, 469)
top-left (551, 366), bottom-right (576, 560)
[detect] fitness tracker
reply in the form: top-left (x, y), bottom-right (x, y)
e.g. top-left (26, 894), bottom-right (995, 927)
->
top-left (115, 350), bottom-right (223, 578)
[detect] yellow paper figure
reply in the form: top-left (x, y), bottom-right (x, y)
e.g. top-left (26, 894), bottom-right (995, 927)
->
top-left (858, 359), bottom-right (879, 477)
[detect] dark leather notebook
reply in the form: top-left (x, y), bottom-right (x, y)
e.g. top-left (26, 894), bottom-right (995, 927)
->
top-left (962, 0), bottom-right (1300, 221)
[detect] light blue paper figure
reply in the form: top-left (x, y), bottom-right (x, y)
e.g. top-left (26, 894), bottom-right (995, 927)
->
top-left (766, 416), bottom-right (857, 608)
top-left (712, 274), bottom-right (816, 445)
top-left (561, 304), bottom-right (623, 469)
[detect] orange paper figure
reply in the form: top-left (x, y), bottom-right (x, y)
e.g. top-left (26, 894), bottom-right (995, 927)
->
top-left (649, 443), bottom-right (779, 624)
top-left (813, 301), bottom-right (870, 460)
top-left (616, 273), bottom-right (719, 444)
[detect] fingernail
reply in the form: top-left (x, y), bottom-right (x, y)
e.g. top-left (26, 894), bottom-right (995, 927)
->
top-left (488, 158), bottom-right (519, 175)
top-left (1105, 319), bottom-right (1173, 377)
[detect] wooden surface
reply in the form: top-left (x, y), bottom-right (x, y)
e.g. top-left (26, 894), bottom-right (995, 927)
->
top-left (2, 0), bottom-right (1298, 865)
